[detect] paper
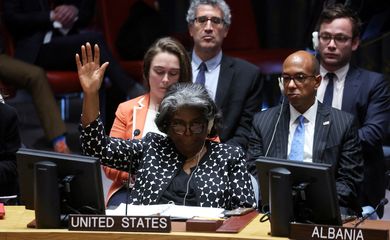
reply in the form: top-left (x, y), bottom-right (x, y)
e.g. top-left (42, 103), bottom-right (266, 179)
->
top-left (106, 204), bottom-right (225, 219)
top-left (106, 204), bottom-right (172, 216)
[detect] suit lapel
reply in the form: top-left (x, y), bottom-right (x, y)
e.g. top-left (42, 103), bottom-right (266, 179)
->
top-left (342, 67), bottom-right (360, 113)
top-left (313, 102), bottom-right (331, 163)
top-left (274, 103), bottom-right (290, 158)
top-left (215, 55), bottom-right (234, 107)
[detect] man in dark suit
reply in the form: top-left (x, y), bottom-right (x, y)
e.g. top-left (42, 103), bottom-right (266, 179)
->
top-left (0, 98), bottom-right (21, 198)
top-left (186, 0), bottom-right (263, 149)
top-left (247, 50), bottom-right (364, 214)
top-left (0, 33), bottom-right (70, 153)
top-left (2, 0), bottom-right (145, 130)
top-left (315, 4), bottom-right (390, 218)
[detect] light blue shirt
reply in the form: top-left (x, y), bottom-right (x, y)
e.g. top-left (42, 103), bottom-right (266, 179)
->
top-left (191, 51), bottom-right (222, 100)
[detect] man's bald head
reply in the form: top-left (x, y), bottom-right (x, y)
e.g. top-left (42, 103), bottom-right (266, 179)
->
top-left (281, 50), bottom-right (322, 113)
top-left (283, 50), bottom-right (320, 76)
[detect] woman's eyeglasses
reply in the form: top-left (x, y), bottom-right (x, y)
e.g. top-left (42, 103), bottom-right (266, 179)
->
top-left (170, 121), bottom-right (206, 135)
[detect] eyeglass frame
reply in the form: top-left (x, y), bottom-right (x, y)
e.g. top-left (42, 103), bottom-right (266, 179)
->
top-left (169, 119), bottom-right (207, 135)
top-left (318, 33), bottom-right (353, 45)
top-left (193, 16), bottom-right (226, 27)
top-left (281, 74), bottom-right (318, 85)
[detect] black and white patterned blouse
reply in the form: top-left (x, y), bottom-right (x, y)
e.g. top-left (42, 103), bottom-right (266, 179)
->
top-left (80, 118), bottom-right (256, 210)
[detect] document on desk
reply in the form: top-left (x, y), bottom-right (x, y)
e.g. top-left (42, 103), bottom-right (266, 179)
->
top-left (106, 204), bottom-right (225, 219)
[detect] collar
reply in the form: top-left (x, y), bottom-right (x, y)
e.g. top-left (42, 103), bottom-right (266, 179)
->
top-left (320, 63), bottom-right (349, 82)
top-left (191, 50), bottom-right (222, 71)
top-left (289, 100), bottom-right (318, 124)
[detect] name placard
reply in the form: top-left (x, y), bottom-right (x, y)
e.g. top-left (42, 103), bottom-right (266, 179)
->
top-left (290, 223), bottom-right (389, 240)
top-left (68, 215), bottom-right (171, 232)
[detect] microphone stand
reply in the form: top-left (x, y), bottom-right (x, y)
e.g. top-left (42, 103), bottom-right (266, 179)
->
top-left (125, 130), bottom-right (140, 215)
top-left (354, 198), bottom-right (388, 227)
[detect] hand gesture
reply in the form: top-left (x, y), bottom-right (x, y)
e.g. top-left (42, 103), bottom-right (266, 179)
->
top-left (53, 4), bottom-right (79, 28)
top-left (75, 42), bottom-right (109, 96)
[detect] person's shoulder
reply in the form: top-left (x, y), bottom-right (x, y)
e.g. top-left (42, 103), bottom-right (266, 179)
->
top-left (117, 94), bottom-right (149, 111)
top-left (0, 103), bottom-right (18, 124)
top-left (143, 131), bottom-right (167, 143)
top-left (353, 66), bottom-right (382, 75)
top-left (222, 54), bottom-right (259, 71)
top-left (0, 102), bottom-right (17, 115)
top-left (350, 66), bottom-right (384, 81)
top-left (254, 104), bottom-right (282, 118)
top-left (210, 141), bottom-right (245, 156)
top-left (320, 103), bottom-right (355, 123)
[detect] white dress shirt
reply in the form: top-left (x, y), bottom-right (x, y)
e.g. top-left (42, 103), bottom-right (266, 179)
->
top-left (288, 101), bottom-right (318, 163)
top-left (317, 64), bottom-right (349, 110)
top-left (143, 104), bottom-right (165, 137)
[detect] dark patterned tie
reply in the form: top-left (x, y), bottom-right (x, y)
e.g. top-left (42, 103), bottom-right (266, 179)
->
top-left (289, 115), bottom-right (305, 161)
top-left (323, 72), bottom-right (335, 106)
top-left (195, 62), bottom-right (207, 85)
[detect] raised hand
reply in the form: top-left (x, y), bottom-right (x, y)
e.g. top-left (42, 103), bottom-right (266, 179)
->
top-left (76, 43), bottom-right (108, 126)
top-left (75, 42), bottom-right (109, 95)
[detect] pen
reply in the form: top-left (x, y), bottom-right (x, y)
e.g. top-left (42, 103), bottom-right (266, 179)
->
top-left (192, 216), bottom-right (225, 221)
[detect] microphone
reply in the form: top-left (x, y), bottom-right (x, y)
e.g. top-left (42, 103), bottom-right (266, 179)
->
top-left (133, 129), bottom-right (140, 137)
top-left (125, 129), bottom-right (140, 215)
top-left (125, 161), bottom-right (132, 216)
top-left (354, 198), bottom-right (388, 227)
top-left (264, 77), bottom-right (285, 157)
top-left (125, 157), bottom-right (133, 216)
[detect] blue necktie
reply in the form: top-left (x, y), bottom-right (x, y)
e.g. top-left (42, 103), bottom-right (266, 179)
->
top-left (195, 62), bottom-right (207, 85)
top-left (323, 73), bottom-right (335, 106)
top-left (289, 115), bottom-right (305, 161)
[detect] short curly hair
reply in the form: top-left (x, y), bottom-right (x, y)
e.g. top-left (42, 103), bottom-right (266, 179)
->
top-left (155, 83), bottom-right (222, 138)
top-left (186, 0), bottom-right (231, 27)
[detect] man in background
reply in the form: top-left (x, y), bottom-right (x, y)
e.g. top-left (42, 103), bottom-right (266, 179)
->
top-left (2, 0), bottom-right (145, 130)
top-left (186, 0), bottom-right (263, 150)
top-left (315, 4), bottom-right (390, 218)
top-left (0, 33), bottom-right (70, 153)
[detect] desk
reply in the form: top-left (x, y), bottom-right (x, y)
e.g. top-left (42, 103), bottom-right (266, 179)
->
top-left (0, 206), bottom-right (287, 240)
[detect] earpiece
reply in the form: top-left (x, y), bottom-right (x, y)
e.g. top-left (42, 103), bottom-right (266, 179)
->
top-left (312, 31), bottom-right (319, 51)
top-left (278, 77), bottom-right (284, 93)
top-left (207, 118), bottom-right (214, 134)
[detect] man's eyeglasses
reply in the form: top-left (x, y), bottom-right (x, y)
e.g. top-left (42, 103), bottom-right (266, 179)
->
top-left (193, 16), bottom-right (225, 26)
top-left (170, 121), bottom-right (206, 135)
top-left (281, 74), bottom-right (317, 85)
top-left (318, 33), bottom-right (352, 45)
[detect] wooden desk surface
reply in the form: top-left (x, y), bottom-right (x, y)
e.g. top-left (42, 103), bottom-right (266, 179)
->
top-left (0, 206), bottom-right (288, 240)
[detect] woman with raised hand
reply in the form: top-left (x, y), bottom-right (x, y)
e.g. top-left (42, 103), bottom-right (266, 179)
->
top-left (76, 42), bottom-right (255, 209)
top-left (104, 37), bottom-right (192, 206)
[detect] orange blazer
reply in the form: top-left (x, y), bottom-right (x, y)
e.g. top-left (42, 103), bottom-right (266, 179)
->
top-left (103, 94), bottom-right (150, 203)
